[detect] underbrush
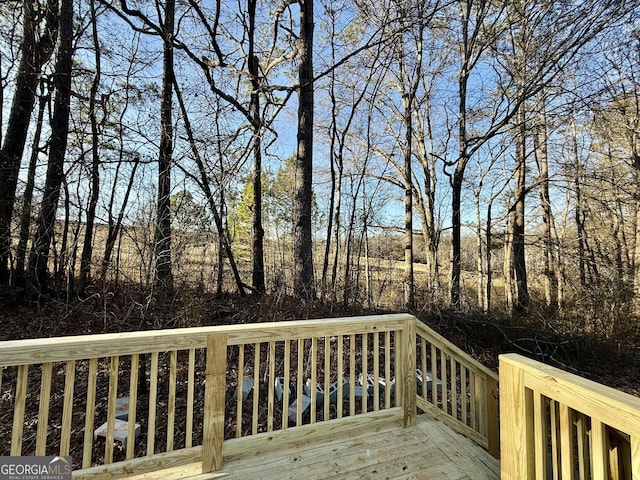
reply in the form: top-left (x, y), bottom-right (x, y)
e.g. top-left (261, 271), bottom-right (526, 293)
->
top-left (1, 282), bottom-right (638, 396)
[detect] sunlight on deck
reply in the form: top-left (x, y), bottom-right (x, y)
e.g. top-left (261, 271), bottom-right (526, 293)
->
top-left (126, 415), bottom-right (500, 480)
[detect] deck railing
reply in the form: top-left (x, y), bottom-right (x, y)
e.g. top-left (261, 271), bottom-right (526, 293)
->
top-left (414, 321), bottom-right (500, 457)
top-left (500, 353), bottom-right (640, 480)
top-left (0, 313), bottom-right (501, 477)
top-left (0, 314), bottom-right (424, 477)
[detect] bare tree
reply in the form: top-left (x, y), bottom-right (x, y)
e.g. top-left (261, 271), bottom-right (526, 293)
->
top-left (448, 0), bottom-right (503, 308)
top-left (78, 0), bottom-right (103, 293)
top-left (293, 0), bottom-right (315, 300)
top-left (532, 94), bottom-right (560, 308)
top-left (153, 0), bottom-right (175, 294)
top-left (0, 0), bottom-right (58, 285)
top-left (25, 0), bottom-right (74, 301)
top-left (15, 84), bottom-right (50, 284)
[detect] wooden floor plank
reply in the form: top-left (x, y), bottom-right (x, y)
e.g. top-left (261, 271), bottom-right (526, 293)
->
top-left (122, 415), bottom-right (499, 480)
top-left (226, 424), bottom-right (415, 479)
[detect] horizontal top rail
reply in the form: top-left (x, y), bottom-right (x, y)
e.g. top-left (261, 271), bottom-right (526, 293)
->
top-left (0, 313), bottom-right (414, 367)
top-left (416, 321), bottom-right (498, 381)
top-left (500, 353), bottom-right (640, 433)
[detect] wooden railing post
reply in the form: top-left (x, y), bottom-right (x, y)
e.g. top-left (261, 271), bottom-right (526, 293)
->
top-left (401, 316), bottom-right (416, 428)
top-left (485, 375), bottom-right (500, 458)
top-left (202, 333), bottom-right (227, 473)
top-left (499, 355), bottom-right (534, 479)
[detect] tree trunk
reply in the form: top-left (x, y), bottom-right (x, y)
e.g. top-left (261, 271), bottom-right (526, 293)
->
top-left (25, 0), bottom-right (73, 302)
top-left (79, 0), bottom-right (102, 293)
top-left (322, 34), bottom-right (338, 298)
top-left (503, 219), bottom-right (514, 314)
top-left (403, 92), bottom-right (414, 310)
top-left (474, 189), bottom-right (485, 309)
top-left (330, 158), bottom-right (343, 301)
top-left (58, 177), bottom-right (71, 289)
top-left (533, 97), bottom-right (558, 308)
top-left (15, 87), bottom-right (49, 284)
top-left (154, 0), bottom-right (175, 294)
top-left (450, 170), bottom-right (464, 308)
top-left (511, 103), bottom-right (529, 311)
top-left (363, 215), bottom-right (372, 309)
top-left (485, 202), bottom-right (493, 313)
top-left (0, 0), bottom-right (58, 285)
top-left (293, 0), bottom-right (315, 300)
top-left (451, 1), bottom-right (471, 309)
top-left (570, 113), bottom-right (587, 288)
top-left (415, 116), bottom-right (439, 292)
top-left (248, 0), bottom-right (265, 294)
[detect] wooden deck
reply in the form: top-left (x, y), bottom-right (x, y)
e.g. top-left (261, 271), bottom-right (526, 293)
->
top-left (4, 314), bottom-right (638, 478)
top-left (126, 415), bottom-right (500, 480)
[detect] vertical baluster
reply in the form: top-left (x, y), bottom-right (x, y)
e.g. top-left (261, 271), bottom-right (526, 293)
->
top-left (282, 340), bottom-right (290, 429)
top-left (394, 331), bottom-right (401, 405)
top-left (127, 354), bottom-right (139, 459)
top-left (384, 332), bottom-right (391, 409)
top-left (362, 333), bottom-right (368, 414)
top-left (451, 359), bottom-right (458, 420)
top-left (147, 352), bottom-right (159, 456)
top-left (82, 358), bottom-right (98, 468)
top-left (469, 371), bottom-right (476, 430)
top-left (186, 348), bottom-right (195, 447)
top-left (575, 413), bottom-right (589, 480)
top-left (440, 350), bottom-right (447, 414)
top-left (59, 360), bottom-right (75, 457)
top-left (550, 400), bottom-right (560, 479)
top-left (533, 393), bottom-right (548, 480)
top-left (430, 345), bottom-right (437, 407)
top-left (267, 341), bottom-right (275, 432)
top-left (475, 375), bottom-right (487, 437)
top-left (296, 339), bottom-right (304, 425)
top-left (373, 332), bottom-right (379, 412)
top-left (10, 364), bottom-right (28, 455)
top-left (349, 334), bottom-right (355, 416)
top-left (167, 350), bottom-right (177, 452)
top-left (236, 345), bottom-right (244, 438)
top-left (559, 402), bottom-right (575, 480)
top-left (252, 343), bottom-right (260, 435)
top-left (337, 335), bottom-right (344, 418)
top-left (420, 338), bottom-right (427, 399)
top-left (630, 435), bottom-right (639, 480)
top-left (461, 365), bottom-right (468, 427)
top-left (310, 337), bottom-right (317, 423)
top-left (324, 336), bottom-right (330, 420)
top-left (590, 419), bottom-right (608, 480)
top-left (36, 363), bottom-right (53, 456)
top-left (105, 356), bottom-right (118, 463)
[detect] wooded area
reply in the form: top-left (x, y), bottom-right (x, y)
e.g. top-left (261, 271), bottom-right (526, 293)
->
top-left (0, 0), bottom-right (639, 347)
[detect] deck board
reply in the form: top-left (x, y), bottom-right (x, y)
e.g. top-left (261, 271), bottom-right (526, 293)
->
top-left (125, 415), bottom-right (499, 480)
